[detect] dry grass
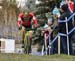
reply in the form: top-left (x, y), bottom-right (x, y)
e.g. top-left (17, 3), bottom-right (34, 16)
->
top-left (0, 53), bottom-right (75, 61)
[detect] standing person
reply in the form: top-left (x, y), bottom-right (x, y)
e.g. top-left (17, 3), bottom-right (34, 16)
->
top-left (58, 4), bottom-right (73, 54)
top-left (42, 17), bottom-right (53, 55)
top-left (74, 0), bottom-right (75, 26)
top-left (60, 0), bottom-right (66, 8)
top-left (66, 0), bottom-right (74, 13)
top-left (17, 11), bottom-right (38, 54)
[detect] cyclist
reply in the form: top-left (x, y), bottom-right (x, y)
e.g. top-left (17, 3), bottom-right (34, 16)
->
top-left (17, 11), bottom-right (38, 54)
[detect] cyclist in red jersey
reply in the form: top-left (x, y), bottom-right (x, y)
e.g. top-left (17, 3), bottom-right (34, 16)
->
top-left (17, 11), bottom-right (38, 53)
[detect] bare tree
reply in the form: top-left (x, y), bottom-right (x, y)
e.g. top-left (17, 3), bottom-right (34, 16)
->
top-left (0, 0), bottom-right (20, 41)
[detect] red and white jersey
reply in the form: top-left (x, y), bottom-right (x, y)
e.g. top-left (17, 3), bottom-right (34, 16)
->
top-left (17, 12), bottom-right (38, 28)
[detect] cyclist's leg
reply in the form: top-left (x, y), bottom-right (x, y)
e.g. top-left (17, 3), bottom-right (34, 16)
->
top-left (24, 31), bottom-right (31, 54)
top-left (24, 30), bottom-right (33, 54)
top-left (24, 31), bottom-right (28, 54)
top-left (21, 26), bottom-right (26, 53)
top-left (28, 31), bottom-right (33, 53)
top-left (20, 26), bottom-right (26, 52)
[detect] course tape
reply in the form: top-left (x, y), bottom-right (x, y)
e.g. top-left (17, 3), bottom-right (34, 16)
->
top-left (58, 13), bottom-right (75, 23)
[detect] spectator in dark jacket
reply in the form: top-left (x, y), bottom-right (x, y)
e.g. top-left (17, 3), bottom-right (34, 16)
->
top-left (59, 4), bottom-right (73, 54)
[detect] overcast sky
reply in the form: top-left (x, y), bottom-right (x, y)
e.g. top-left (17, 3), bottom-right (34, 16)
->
top-left (16, 0), bottom-right (28, 8)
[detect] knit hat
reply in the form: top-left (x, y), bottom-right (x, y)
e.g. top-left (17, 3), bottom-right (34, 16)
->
top-left (61, 4), bottom-right (68, 11)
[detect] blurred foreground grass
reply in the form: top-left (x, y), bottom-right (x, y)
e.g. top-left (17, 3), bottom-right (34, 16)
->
top-left (0, 53), bottom-right (75, 61)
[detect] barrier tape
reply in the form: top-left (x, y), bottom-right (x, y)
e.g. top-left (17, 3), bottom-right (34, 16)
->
top-left (58, 13), bottom-right (75, 23)
top-left (49, 13), bottom-right (75, 46)
top-left (68, 27), bottom-right (75, 35)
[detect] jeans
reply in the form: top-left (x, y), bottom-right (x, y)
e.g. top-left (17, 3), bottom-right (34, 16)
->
top-left (61, 35), bottom-right (73, 55)
top-left (53, 39), bottom-right (58, 54)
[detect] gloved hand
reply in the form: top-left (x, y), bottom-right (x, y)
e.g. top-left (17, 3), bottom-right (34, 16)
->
top-left (18, 25), bottom-right (22, 30)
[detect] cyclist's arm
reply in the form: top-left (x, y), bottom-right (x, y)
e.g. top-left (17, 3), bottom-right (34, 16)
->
top-left (32, 16), bottom-right (38, 27)
top-left (17, 17), bottom-right (22, 30)
top-left (17, 13), bottom-right (24, 29)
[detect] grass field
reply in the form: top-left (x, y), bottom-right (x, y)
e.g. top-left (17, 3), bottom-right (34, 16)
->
top-left (0, 53), bottom-right (75, 61)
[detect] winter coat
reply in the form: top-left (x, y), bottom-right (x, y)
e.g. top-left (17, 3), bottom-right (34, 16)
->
top-left (58, 10), bottom-right (73, 34)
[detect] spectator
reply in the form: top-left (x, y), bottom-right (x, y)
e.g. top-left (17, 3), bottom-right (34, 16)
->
top-left (52, 6), bottom-right (60, 18)
top-left (42, 17), bottom-right (53, 54)
top-left (60, 0), bottom-right (66, 8)
top-left (67, 0), bottom-right (74, 13)
top-left (58, 4), bottom-right (73, 54)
